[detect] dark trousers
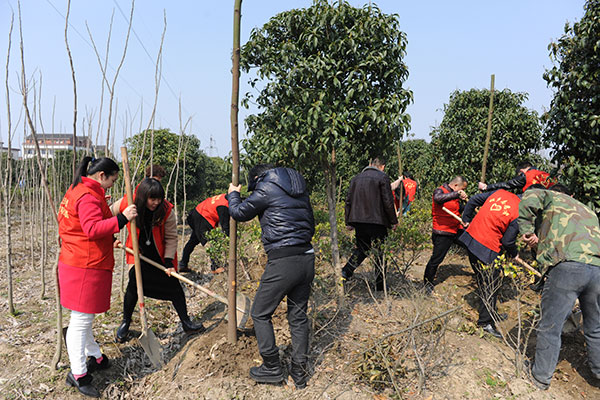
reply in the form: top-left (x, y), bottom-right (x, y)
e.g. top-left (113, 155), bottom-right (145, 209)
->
top-left (123, 268), bottom-right (189, 323)
top-left (533, 261), bottom-right (600, 385)
top-left (251, 252), bottom-right (315, 363)
top-left (423, 232), bottom-right (462, 285)
top-left (468, 251), bottom-right (500, 326)
top-left (344, 223), bottom-right (388, 286)
top-left (180, 212), bottom-right (211, 268)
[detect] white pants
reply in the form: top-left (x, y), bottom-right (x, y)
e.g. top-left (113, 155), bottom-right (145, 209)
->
top-left (66, 310), bottom-right (102, 375)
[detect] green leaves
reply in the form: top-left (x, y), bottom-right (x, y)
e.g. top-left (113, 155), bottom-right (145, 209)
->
top-left (240, 0), bottom-right (412, 184)
top-left (430, 89), bottom-right (543, 190)
top-left (543, 0), bottom-right (600, 212)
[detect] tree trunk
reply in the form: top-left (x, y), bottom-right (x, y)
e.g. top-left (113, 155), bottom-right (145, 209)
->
top-left (227, 0), bottom-right (243, 344)
top-left (324, 152), bottom-right (345, 306)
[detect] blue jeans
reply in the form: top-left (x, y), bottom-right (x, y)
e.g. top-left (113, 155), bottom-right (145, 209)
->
top-left (533, 261), bottom-right (600, 385)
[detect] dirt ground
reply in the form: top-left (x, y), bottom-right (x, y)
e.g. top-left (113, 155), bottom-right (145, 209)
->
top-left (1, 226), bottom-right (600, 399)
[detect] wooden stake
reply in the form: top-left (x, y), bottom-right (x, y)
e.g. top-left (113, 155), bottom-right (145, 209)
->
top-left (480, 74), bottom-right (495, 184)
top-left (228, 0), bottom-right (243, 344)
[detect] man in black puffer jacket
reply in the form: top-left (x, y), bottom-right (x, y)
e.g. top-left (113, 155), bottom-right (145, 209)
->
top-left (343, 157), bottom-right (398, 290)
top-left (228, 164), bottom-right (315, 389)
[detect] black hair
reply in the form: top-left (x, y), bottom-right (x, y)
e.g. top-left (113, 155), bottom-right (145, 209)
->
top-left (370, 157), bottom-right (386, 167)
top-left (403, 171), bottom-right (413, 180)
top-left (516, 160), bottom-right (533, 173)
top-left (248, 163), bottom-right (275, 191)
top-left (550, 183), bottom-right (571, 195)
top-left (72, 156), bottom-right (120, 188)
top-left (450, 175), bottom-right (467, 185)
top-left (134, 178), bottom-right (166, 227)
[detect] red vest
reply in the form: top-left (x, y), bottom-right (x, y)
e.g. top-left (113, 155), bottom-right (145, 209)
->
top-left (466, 189), bottom-right (520, 252)
top-left (402, 178), bottom-right (417, 202)
top-left (195, 194), bottom-right (228, 228)
top-left (432, 185), bottom-right (461, 234)
top-left (523, 169), bottom-right (555, 191)
top-left (58, 181), bottom-right (115, 271)
top-left (120, 195), bottom-right (177, 267)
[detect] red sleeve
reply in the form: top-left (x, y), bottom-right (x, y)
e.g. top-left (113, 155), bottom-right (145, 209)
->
top-left (76, 194), bottom-right (120, 239)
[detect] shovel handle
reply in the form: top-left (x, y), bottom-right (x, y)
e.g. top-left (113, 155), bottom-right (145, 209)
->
top-left (442, 206), bottom-right (465, 226)
top-left (118, 244), bottom-right (239, 309)
top-left (515, 258), bottom-right (542, 277)
top-left (120, 147), bottom-right (148, 331)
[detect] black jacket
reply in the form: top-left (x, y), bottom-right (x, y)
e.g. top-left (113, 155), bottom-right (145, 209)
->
top-left (228, 167), bottom-right (314, 254)
top-left (345, 166), bottom-right (398, 228)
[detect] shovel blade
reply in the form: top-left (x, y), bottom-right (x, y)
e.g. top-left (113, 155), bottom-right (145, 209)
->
top-left (236, 292), bottom-right (252, 329)
top-left (138, 329), bottom-right (163, 368)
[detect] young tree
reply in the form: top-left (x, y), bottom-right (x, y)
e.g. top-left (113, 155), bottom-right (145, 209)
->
top-left (543, 0), bottom-right (600, 211)
top-left (430, 89), bottom-right (542, 187)
top-left (241, 1), bottom-right (412, 301)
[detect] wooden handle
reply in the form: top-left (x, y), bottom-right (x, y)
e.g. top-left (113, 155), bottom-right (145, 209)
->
top-left (120, 147), bottom-right (148, 330)
top-left (515, 258), bottom-right (542, 277)
top-left (118, 244), bottom-right (230, 305)
top-left (442, 206), bottom-right (465, 225)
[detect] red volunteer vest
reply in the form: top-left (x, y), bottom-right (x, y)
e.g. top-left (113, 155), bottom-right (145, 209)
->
top-left (466, 189), bottom-right (520, 252)
top-left (523, 169), bottom-right (555, 191)
top-left (403, 178), bottom-right (417, 202)
top-left (195, 194), bottom-right (228, 228)
top-left (432, 185), bottom-right (461, 234)
top-left (58, 180), bottom-right (115, 271)
top-left (120, 195), bottom-right (177, 267)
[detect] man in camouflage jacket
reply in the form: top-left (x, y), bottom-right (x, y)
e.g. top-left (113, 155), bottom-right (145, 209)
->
top-left (518, 186), bottom-right (600, 390)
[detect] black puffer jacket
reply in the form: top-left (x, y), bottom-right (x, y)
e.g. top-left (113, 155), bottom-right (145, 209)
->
top-left (228, 167), bottom-right (315, 254)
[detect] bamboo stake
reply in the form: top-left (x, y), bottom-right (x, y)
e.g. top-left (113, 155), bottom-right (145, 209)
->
top-left (480, 74), bottom-right (495, 184)
top-left (228, 0), bottom-right (243, 344)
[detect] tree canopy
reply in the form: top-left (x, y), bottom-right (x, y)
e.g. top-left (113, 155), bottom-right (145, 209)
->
top-left (430, 88), bottom-right (542, 189)
top-left (543, 0), bottom-right (600, 211)
top-left (240, 0), bottom-right (412, 173)
top-left (125, 129), bottom-right (230, 205)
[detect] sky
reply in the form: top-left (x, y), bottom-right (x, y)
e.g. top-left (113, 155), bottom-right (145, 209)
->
top-left (0, 0), bottom-right (588, 158)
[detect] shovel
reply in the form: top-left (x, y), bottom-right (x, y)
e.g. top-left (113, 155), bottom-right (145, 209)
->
top-left (442, 206), bottom-right (467, 227)
top-left (120, 147), bottom-right (163, 368)
top-left (118, 244), bottom-right (251, 328)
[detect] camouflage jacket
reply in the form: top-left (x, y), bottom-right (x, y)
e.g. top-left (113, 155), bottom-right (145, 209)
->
top-left (518, 189), bottom-right (600, 275)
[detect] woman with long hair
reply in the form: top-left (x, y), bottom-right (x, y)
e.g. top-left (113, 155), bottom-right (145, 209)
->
top-left (111, 178), bottom-right (205, 343)
top-left (58, 156), bottom-right (137, 398)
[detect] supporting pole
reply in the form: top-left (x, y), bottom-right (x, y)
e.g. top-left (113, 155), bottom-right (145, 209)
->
top-left (228, 0), bottom-right (243, 344)
top-left (480, 74), bottom-right (495, 184)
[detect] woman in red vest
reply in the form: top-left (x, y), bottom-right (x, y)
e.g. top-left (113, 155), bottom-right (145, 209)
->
top-left (458, 189), bottom-right (522, 339)
top-left (111, 178), bottom-right (205, 343)
top-left (58, 156), bottom-right (137, 398)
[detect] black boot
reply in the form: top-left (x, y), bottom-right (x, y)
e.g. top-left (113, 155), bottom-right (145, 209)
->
top-left (115, 320), bottom-right (130, 343)
top-left (86, 354), bottom-right (110, 373)
top-left (66, 371), bottom-right (100, 398)
top-left (182, 319), bottom-right (206, 333)
top-left (250, 352), bottom-right (285, 384)
top-left (289, 360), bottom-right (308, 389)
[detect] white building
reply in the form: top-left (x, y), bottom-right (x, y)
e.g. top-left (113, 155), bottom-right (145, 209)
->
top-left (21, 134), bottom-right (96, 159)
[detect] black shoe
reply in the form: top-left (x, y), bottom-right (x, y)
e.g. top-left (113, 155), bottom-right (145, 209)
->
top-left (289, 360), bottom-right (308, 389)
top-left (86, 354), bottom-right (110, 373)
top-left (178, 265), bottom-right (193, 273)
top-left (250, 352), bottom-right (285, 384)
top-left (524, 359), bottom-right (550, 390)
top-left (66, 371), bottom-right (100, 398)
top-left (481, 323), bottom-right (502, 338)
top-left (115, 320), bottom-right (130, 343)
top-left (341, 267), bottom-right (353, 280)
top-left (182, 319), bottom-right (206, 333)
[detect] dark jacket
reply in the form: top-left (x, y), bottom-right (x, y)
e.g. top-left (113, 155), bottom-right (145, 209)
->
top-left (228, 167), bottom-right (314, 254)
top-left (345, 166), bottom-right (398, 228)
top-left (484, 173), bottom-right (526, 192)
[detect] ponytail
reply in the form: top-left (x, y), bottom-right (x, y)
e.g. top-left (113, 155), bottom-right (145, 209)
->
top-left (71, 156), bottom-right (120, 188)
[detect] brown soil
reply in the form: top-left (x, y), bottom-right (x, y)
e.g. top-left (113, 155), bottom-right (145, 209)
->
top-left (1, 224), bottom-right (600, 399)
